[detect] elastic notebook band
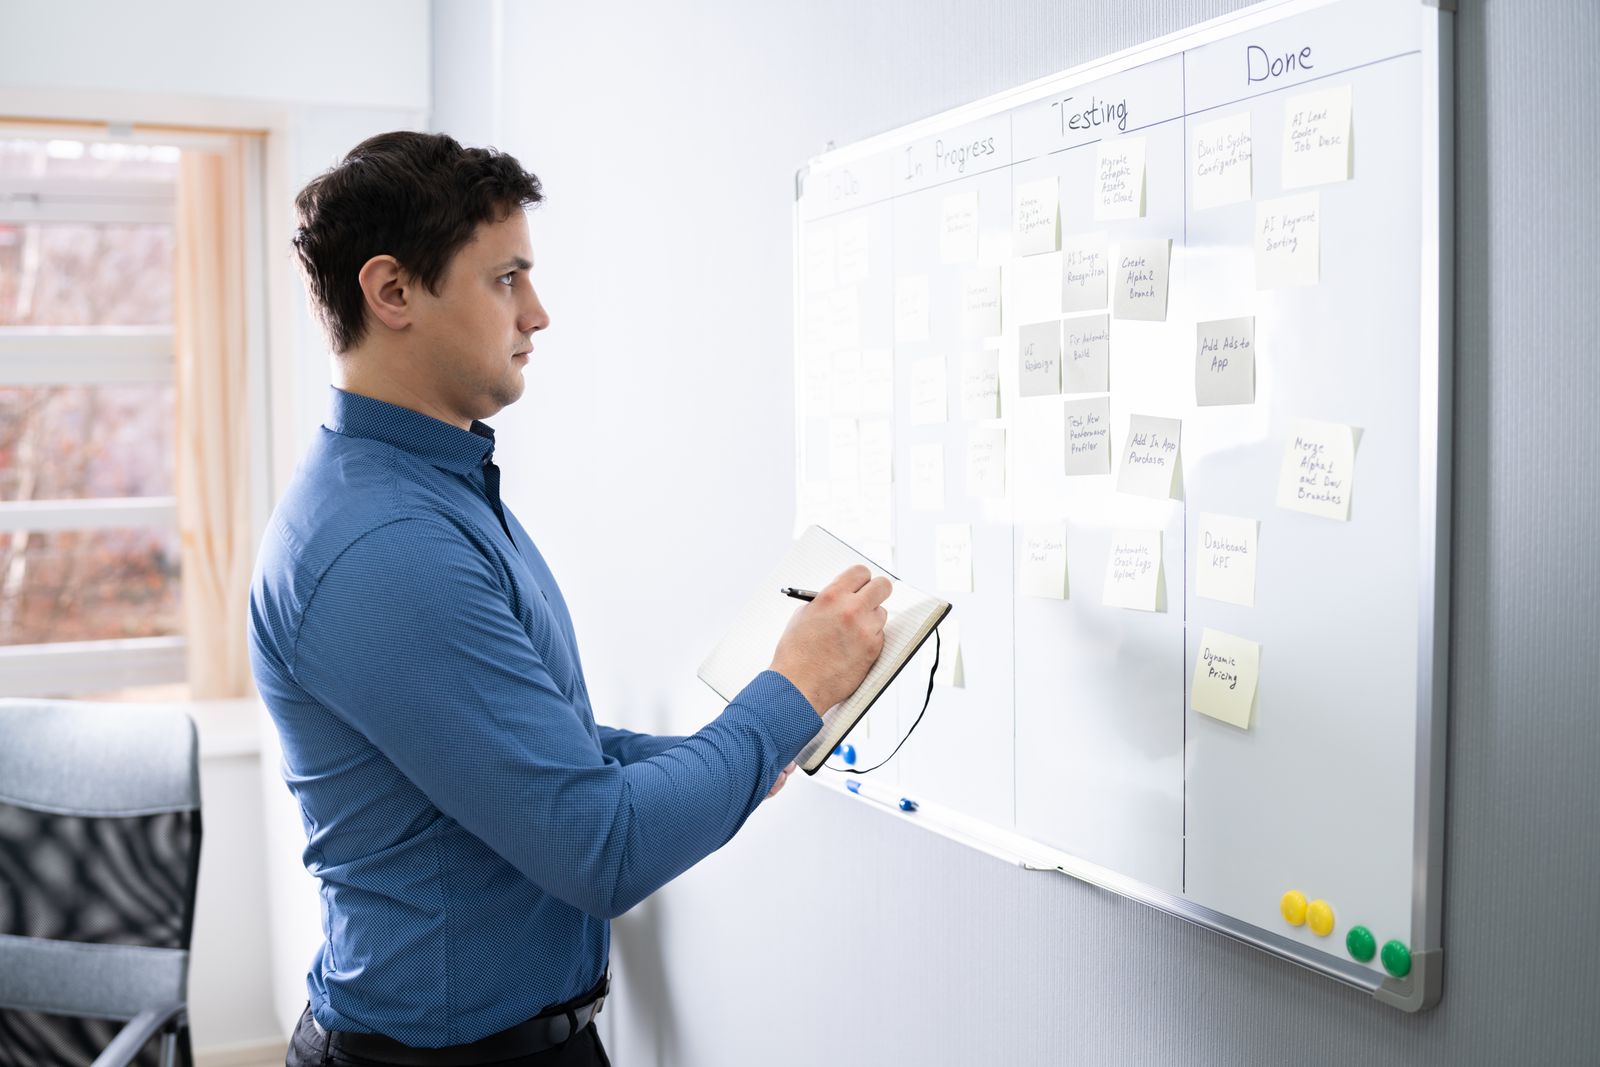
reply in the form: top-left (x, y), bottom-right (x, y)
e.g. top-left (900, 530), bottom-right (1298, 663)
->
top-left (827, 627), bottom-right (940, 776)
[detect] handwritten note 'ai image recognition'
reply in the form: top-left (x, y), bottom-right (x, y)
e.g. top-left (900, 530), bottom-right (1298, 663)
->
top-left (1276, 418), bottom-right (1358, 520)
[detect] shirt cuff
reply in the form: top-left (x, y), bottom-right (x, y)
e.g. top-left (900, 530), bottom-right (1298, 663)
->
top-left (730, 669), bottom-right (824, 764)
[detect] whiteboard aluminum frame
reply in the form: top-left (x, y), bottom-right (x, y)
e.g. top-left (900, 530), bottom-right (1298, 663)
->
top-left (791, 0), bottom-right (1452, 1010)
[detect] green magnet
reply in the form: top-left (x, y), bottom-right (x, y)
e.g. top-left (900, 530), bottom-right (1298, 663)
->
top-left (1380, 939), bottom-right (1412, 978)
top-left (1346, 925), bottom-right (1376, 963)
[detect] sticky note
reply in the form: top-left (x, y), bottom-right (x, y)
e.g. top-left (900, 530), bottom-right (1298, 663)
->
top-left (830, 350), bottom-right (863, 416)
top-left (857, 419), bottom-right (892, 489)
top-left (909, 443), bottom-right (945, 512)
top-left (1255, 193), bottom-right (1320, 289)
top-left (1062, 232), bottom-right (1109, 313)
top-left (1191, 629), bottom-right (1261, 728)
top-left (1013, 176), bottom-right (1060, 255)
top-left (1103, 530), bottom-right (1163, 611)
top-left (801, 347), bottom-right (832, 415)
top-left (1112, 239), bottom-right (1171, 321)
top-left (1017, 320), bottom-right (1062, 398)
top-left (960, 349), bottom-right (1000, 420)
top-left (835, 215), bottom-right (870, 285)
top-left (961, 267), bottom-right (1003, 338)
top-left (935, 523), bottom-right (974, 593)
top-left (1094, 137), bottom-right (1146, 221)
top-left (1063, 396), bottom-right (1112, 476)
top-left (1117, 414), bottom-right (1181, 499)
top-left (966, 428), bottom-right (1007, 499)
top-left (1192, 112), bottom-right (1253, 210)
top-left (1063, 314), bottom-right (1111, 394)
top-left (804, 222), bottom-right (836, 292)
top-left (940, 191), bottom-right (980, 264)
top-left (1276, 418), bottom-right (1358, 520)
top-left (933, 619), bottom-right (964, 687)
top-left (1196, 513), bottom-right (1258, 607)
top-left (1195, 317), bottom-right (1255, 406)
top-left (894, 275), bottom-right (930, 343)
top-left (1020, 523), bottom-right (1068, 599)
top-left (860, 348), bottom-right (893, 416)
top-left (1281, 84), bottom-right (1353, 190)
top-left (827, 418), bottom-right (859, 484)
top-left (909, 356), bottom-right (948, 425)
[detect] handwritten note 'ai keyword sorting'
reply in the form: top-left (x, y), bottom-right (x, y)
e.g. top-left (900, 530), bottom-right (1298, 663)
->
top-left (1255, 193), bottom-right (1320, 289)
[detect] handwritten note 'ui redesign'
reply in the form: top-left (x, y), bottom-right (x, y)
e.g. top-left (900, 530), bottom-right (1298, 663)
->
top-left (1117, 414), bottom-right (1182, 499)
top-left (966, 427), bottom-right (1007, 499)
top-left (935, 522), bottom-right (974, 593)
top-left (1255, 193), bottom-right (1320, 289)
top-left (1113, 239), bottom-right (1172, 321)
top-left (1062, 232), bottom-right (1109, 314)
top-left (895, 275), bottom-right (930, 343)
top-left (835, 215), bottom-right (871, 286)
top-left (933, 617), bottom-right (965, 687)
top-left (1063, 314), bottom-right (1111, 394)
top-left (962, 267), bottom-right (1003, 339)
top-left (940, 190), bottom-right (980, 264)
top-left (1094, 137), bottom-right (1147, 221)
top-left (1281, 84), bottom-right (1353, 190)
top-left (960, 349), bottom-right (1000, 420)
top-left (1020, 523), bottom-right (1068, 599)
top-left (1018, 320), bottom-right (1061, 398)
top-left (1196, 512), bottom-right (1258, 608)
top-left (1195, 317), bottom-right (1255, 406)
top-left (1192, 111), bottom-right (1253, 211)
top-left (1064, 396), bottom-right (1112, 475)
top-left (1277, 417), bottom-right (1358, 520)
top-left (909, 356), bottom-right (948, 426)
top-left (909, 443), bottom-right (945, 512)
top-left (1103, 530), bottom-right (1163, 611)
top-left (1013, 176), bottom-right (1060, 256)
top-left (1191, 628), bottom-right (1261, 729)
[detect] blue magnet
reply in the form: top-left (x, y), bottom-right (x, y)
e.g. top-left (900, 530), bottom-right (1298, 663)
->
top-left (832, 744), bottom-right (842, 755)
top-left (846, 781), bottom-right (862, 795)
top-left (898, 797), bottom-right (918, 812)
top-left (842, 744), bottom-right (856, 766)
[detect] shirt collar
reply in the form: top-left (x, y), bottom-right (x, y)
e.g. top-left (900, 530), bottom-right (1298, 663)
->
top-left (324, 386), bottom-right (495, 475)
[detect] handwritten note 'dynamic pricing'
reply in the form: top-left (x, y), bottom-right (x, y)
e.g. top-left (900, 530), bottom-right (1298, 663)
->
top-left (1017, 320), bottom-right (1061, 398)
top-left (1013, 176), bottom-right (1060, 256)
top-left (1113, 239), bottom-right (1171, 321)
top-left (1103, 530), bottom-right (1163, 611)
top-left (935, 523), bottom-right (974, 593)
top-left (1063, 314), bottom-right (1110, 394)
top-left (1195, 317), bottom-right (1255, 406)
top-left (940, 191), bottom-right (979, 264)
top-left (1020, 523), bottom-right (1068, 599)
top-left (1117, 414), bottom-right (1182, 499)
top-left (1062, 232), bottom-right (1109, 313)
top-left (1192, 112), bottom-right (1252, 210)
top-left (1282, 84), bottom-right (1353, 190)
top-left (1094, 137), bottom-right (1146, 221)
top-left (1276, 418), bottom-right (1358, 520)
top-left (1064, 396), bottom-right (1112, 475)
top-left (1191, 629), bottom-right (1261, 729)
top-left (1255, 193), bottom-right (1320, 289)
top-left (1196, 513), bottom-right (1258, 608)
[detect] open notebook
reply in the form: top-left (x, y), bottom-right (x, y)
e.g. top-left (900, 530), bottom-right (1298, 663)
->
top-left (698, 526), bottom-right (952, 774)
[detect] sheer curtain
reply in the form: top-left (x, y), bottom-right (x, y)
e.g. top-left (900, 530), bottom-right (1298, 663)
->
top-left (173, 138), bottom-right (253, 699)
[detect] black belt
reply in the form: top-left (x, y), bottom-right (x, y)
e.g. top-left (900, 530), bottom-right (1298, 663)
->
top-left (313, 970), bottom-right (609, 1066)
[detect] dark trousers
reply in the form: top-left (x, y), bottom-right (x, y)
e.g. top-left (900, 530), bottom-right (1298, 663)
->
top-left (286, 1005), bottom-right (612, 1067)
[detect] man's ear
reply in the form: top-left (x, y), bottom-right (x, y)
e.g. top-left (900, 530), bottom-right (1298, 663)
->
top-left (357, 255), bottom-right (412, 334)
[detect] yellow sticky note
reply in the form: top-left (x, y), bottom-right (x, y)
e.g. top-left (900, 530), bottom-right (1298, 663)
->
top-left (1191, 628), bottom-right (1261, 729)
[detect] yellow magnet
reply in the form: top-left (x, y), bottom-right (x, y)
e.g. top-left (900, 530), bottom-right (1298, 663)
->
top-left (1307, 899), bottom-right (1335, 937)
top-left (1279, 890), bottom-right (1308, 926)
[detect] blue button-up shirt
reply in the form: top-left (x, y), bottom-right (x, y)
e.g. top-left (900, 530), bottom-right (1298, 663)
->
top-left (248, 387), bottom-right (821, 1047)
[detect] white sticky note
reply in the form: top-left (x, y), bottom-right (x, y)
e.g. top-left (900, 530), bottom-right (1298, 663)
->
top-left (909, 443), bottom-right (945, 512)
top-left (1255, 193), bottom-right (1320, 289)
top-left (1017, 320), bottom-right (1062, 398)
top-left (1062, 232), bottom-right (1109, 313)
top-left (860, 349), bottom-right (893, 416)
top-left (801, 347), bottom-right (832, 415)
top-left (1013, 176), bottom-right (1060, 256)
top-left (857, 419), bottom-right (892, 490)
top-left (1192, 112), bottom-right (1253, 210)
top-left (1196, 513), bottom-right (1258, 608)
top-left (835, 215), bottom-right (870, 285)
top-left (935, 523), bottom-right (974, 593)
top-left (894, 275), bottom-right (930, 343)
top-left (909, 356), bottom-right (948, 426)
top-left (1064, 396), bottom-right (1112, 476)
top-left (1063, 314), bottom-right (1111, 394)
top-left (1103, 530), bottom-right (1163, 611)
top-left (804, 223), bottom-right (836, 292)
top-left (933, 619), bottom-right (964, 687)
top-left (1191, 628), bottom-right (1261, 729)
top-left (1112, 239), bottom-right (1171, 321)
top-left (940, 191), bottom-right (980, 264)
top-left (1020, 523), bottom-right (1068, 599)
top-left (1276, 417), bottom-right (1358, 520)
top-left (1195, 317), bottom-right (1255, 406)
top-left (822, 286), bottom-right (862, 348)
top-left (1281, 84), bottom-right (1353, 190)
top-left (960, 349), bottom-right (1000, 421)
top-left (1094, 137), bottom-right (1146, 221)
top-left (827, 417), bottom-right (859, 484)
top-left (830, 350), bottom-right (863, 416)
top-left (961, 267), bottom-right (1003, 338)
top-left (1117, 414), bottom-right (1181, 499)
top-left (966, 427), bottom-right (1007, 499)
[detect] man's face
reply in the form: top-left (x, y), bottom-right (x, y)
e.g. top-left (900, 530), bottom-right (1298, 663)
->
top-left (409, 209), bottom-right (548, 424)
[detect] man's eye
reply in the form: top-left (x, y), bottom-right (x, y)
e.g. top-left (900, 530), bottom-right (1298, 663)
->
top-left (498, 272), bottom-right (516, 286)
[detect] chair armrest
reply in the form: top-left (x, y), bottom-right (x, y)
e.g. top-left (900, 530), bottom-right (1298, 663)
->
top-left (90, 1001), bottom-right (187, 1067)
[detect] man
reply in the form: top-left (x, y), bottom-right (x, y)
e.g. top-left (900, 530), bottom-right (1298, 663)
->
top-left (249, 131), bottom-right (890, 1067)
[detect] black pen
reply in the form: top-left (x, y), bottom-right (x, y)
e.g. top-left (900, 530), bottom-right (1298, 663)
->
top-left (780, 587), bottom-right (818, 602)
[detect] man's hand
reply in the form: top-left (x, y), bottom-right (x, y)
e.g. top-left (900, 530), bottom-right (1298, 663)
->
top-left (769, 565), bottom-right (892, 717)
top-left (767, 761), bottom-right (796, 799)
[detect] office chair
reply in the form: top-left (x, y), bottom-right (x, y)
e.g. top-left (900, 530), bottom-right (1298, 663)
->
top-left (0, 699), bottom-right (202, 1067)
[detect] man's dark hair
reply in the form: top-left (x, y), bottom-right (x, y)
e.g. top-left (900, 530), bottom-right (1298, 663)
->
top-left (292, 131), bottom-right (543, 353)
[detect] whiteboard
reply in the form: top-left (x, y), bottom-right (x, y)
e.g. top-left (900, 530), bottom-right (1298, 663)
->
top-left (790, 0), bottom-right (1451, 1010)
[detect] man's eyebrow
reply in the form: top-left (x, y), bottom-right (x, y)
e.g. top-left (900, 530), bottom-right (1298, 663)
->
top-left (493, 256), bottom-right (534, 272)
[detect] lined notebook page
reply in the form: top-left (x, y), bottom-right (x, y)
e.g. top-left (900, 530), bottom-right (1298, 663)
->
top-left (698, 527), bottom-right (949, 772)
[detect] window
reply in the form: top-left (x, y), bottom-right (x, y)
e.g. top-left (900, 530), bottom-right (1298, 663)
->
top-left (0, 135), bottom-right (188, 699)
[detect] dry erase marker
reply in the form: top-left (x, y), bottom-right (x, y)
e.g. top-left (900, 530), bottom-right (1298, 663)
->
top-left (780, 587), bottom-right (818, 602)
top-left (846, 779), bottom-right (918, 812)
